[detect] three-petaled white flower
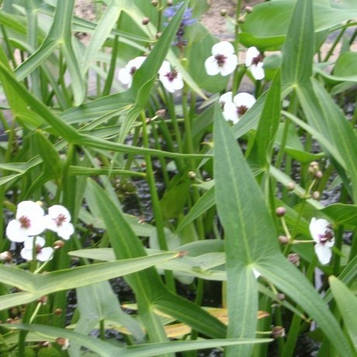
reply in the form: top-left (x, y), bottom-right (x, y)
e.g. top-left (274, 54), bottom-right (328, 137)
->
top-left (20, 236), bottom-right (53, 262)
top-left (309, 218), bottom-right (335, 265)
top-left (118, 56), bottom-right (146, 88)
top-left (219, 92), bottom-right (256, 124)
top-left (6, 201), bottom-right (46, 243)
top-left (245, 46), bottom-right (265, 80)
top-left (159, 61), bottom-right (184, 93)
top-left (205, 41), bottom-right (238, 76)
top-left (45, 205), bottom-right (74, 240)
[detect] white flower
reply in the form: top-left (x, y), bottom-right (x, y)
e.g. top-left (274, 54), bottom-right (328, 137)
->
top-left (205, 41), bottom-right (238, 76)
top-left (245, 46), bottom-right (265, 80)
top-left (220, 92), bottom-right (256, 124)
top-left (45, 205), bottom-right (74, 240)
top-left (118, 56), bottom-right (146, 88)
top-left (309, 218), bottom-right (335, 265)
top-left (159, 61), bottom-right (184, 93)
top-left (6, 201), bottom-right (46, 243)
top-left (20, 236), bottom-right (53, 262)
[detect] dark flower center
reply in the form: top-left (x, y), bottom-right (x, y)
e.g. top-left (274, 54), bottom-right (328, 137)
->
top-left (252, 54), bottom-right (264, 66)
top-left (36, 244), bottom-right (42, 254)
top-left (319, 227), bottom-right (334, 244)
top-left (237, 105), bottom-right (248, 116)
top-left (215, 54), bottom-right (227, 67)
top-left (19, 216), bottom-right (31, 229)
top-left (55, 214), bottom-right (67, 227)
top-left (130, 67), bottom-right (137, 76)
top-left (165, 70), bottom-right (178, 82)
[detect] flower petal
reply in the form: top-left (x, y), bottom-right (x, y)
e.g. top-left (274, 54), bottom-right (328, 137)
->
top-left (48, 205), bottom-right (71, 222)
top-left (6, 220), bottom-right (28, 242)
top-left (204, 56), bottom-right (220, 76)
top-left (118, 68), bottom-right (132, 86)
top-left (37, 247), bottom-right (54, 262)
top-left (24, 236), bottom-right (45, 249)
top-left (26, 218), bottom-right (46, 237)
top-left (245, 46), bottom-right (260, 67)
top-left (250, 63), bottom-right (265, 80)
top-left (57, 223), bottom-right (74, 240)
top-left (309, 218), bottom-right (329, 243)
top-left (220, 55), bottom-right (238, 76)
top-left (222, 102), bottom-right (239, 124)
top-left (159, 60), bottom-right (171, 75)
top-left (212, 41), bottom-right (234, 56)
top-left (233, 92), bottom-right (256, 109)
top-left (314, 244), bottom-right (332, 265)
top-left (20, 248), bottom-right (34, 261)
top-left (219, 92), bottom-right (233, 106)
top-left (128, 56), bottom-right (146, 69)
top-left (161, 77), bottom-right (177, 93)
top-left (16, 201), bottom-right (44, 220)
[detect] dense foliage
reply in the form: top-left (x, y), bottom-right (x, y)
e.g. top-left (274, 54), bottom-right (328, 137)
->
top-left (0, 0), bottom-right (356, 356)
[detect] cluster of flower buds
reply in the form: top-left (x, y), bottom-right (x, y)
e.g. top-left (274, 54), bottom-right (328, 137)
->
top-left (2, 201), bottom-right (74, 263)
top-left (309, 161), bottom-right (323, 179)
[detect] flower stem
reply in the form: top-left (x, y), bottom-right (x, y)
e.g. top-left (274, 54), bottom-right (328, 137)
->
top-left (141, 112), bottom-right (175, 292)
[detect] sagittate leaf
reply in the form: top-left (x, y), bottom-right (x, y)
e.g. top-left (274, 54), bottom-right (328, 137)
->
top-left (0, 253), bottom-right (178, 311)
top-left (213, 103), bottom-right (355, 357)
top-left (2, 324), bottom-right (271, 357)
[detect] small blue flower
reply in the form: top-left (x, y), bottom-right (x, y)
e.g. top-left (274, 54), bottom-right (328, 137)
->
top-left (163, 2), bottom-right (196, 48)
top-left (164, 3), bottom-right (197, 27)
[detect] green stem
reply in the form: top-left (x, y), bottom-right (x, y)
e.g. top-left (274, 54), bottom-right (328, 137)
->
top-left (100, 319), bottom-right (105, 340)
top-left (324, 24), bottom-right (348, 62)
top-left (0, 25), bottom-right (16, 68)
top-left (102, 33), bottom-right (119, 96)
top-left (141, 112), bottom-right (175, 292)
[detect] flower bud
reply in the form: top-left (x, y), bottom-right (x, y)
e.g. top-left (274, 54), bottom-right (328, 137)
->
top-left (288, 253), bottom-right (300, 266)
top-left (56, 337), bottom-right (69, 350)
top-left (53, 240), bottom-right (65, 249)
top-left (167, 0), bottom-right (173, 6)
top-left (220, 9), bottom-right (227, 16)
top-left (35, 200), bottom-right (44, 207)
top-left (312, 191), bottom-right (320, 200)
top-left (151, 0), bottom-right (158, 6)
top-left (0, 251), bottom-right (12, 262)
top-left (287, 182), bottom-right (295, 191)
top-left (276, 207), bottom-right (286, 217)
top-left (308, 161), bottom-right (319, 174)
top-left (155, 109), bottom-right (166, 118)
top-left (238, 15), bottom-right (245, 24)
top-left (278, 235), bottom-right (289, 244)
top-left (38, 296), bottom-right (48, 305)
top-left (142, 17), bottom-right (150, 25)
top-left (276, 293), bottom-right (285, 301)
top-left (314, 170), bottom-right (323, 179)
top-left (272, 326), bottom-right (285, 338)
top-left (244, 6), bottom-right (253, 13)
top-left (54, 308), bottom-right (63, 316)
top-left (188, 171), bottom-right (196, 179)
top-left (156, 32), bottom-right (162, 39)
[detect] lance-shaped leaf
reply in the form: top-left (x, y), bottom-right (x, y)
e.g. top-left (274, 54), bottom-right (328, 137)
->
top-left (214, 103), bottom-right (277, 356)
top-left (329, 276), bottom-right (357, 350)
top-left (281, 0), bottom-right (314, 89)
top-left (213, 104), bottom-right (354, 357)
top-left (249, 72), bottom-right (281, 167)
